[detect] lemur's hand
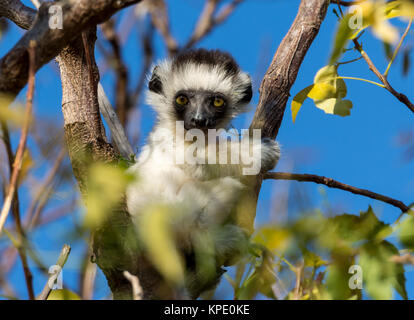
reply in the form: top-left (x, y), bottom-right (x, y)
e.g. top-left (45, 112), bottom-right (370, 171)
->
top-left (260, 138), bottom-right (280, 173)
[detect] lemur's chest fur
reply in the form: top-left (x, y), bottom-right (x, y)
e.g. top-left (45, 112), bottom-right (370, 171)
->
top-left (126, 126), bottom-right (245, 227)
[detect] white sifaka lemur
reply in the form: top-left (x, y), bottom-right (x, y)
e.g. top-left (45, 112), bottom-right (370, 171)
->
top-left (126, 49), bottom-right (280, 298)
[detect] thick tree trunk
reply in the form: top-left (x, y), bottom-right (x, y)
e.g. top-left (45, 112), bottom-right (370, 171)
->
top-left (57, 27), bottom-right (177, 300)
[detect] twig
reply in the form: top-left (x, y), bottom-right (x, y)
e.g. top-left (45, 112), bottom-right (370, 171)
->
top-left (37, 244), bottom-right (71, 300)
top-left (185, 0), bottom-right (219, 49)
top-left (184, 0), bottom-right (243, 50)
top-left (264, 172), bottom-right (411, 213)
top-left (101, 19), bottom-right (130, 127)
top-left (146, 0), bottom-right (178, 55)
top-left (98, 83), bottom-right (134, 158)
top-left (335, 0), bottom-right (414, 113)
top-left (80, 243), bottom-right (97, 300)
top-left (391, 253), bottom-right (414, 265)
top-left (0, 41), bottom-right (36, 234)
top-left (384, 17), bottom-right (413, 77)
top-left (293, 263), bottom-right (303, 300)
top-left (130, 24), bottom-right (154, 109)
top-left (353, 39), bottom-right (414, 113)
top-left (331, 0), bottom-right (359, 6)
top-left (0, 121), bottom-right (35, 300)
top-left (123, 271), bottom-right (143, 300)
top-left (337, 56), bottom-right (363, 66)
top-left (25, 148), bottom-right (66, 230)
top-left (30, 0), bottom-right (41, 9)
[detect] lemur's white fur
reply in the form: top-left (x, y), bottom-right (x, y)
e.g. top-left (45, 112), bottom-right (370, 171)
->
top-left (126, 51), bottom-right (280, 294)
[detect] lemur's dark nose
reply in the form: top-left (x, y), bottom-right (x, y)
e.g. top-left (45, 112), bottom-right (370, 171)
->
top-left (192, 117), bottom-right (207, 128)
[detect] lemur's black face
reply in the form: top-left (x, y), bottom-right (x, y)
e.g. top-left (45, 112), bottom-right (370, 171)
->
top-left (147, 49), bottom-right (253, 131)
top-left (173, 89), bottom-right (228, 130)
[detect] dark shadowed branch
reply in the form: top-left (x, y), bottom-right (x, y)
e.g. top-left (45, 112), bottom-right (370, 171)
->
top-left (0, 0), bottom-right (141, 98)
top-left (0, 0), bottom-right (36, 30)
top-left (264, 172), bottom-right (411, 213)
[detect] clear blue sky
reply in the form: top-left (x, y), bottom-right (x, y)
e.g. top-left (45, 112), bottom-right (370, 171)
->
top-left (1, 0), bottom-right (413, 299)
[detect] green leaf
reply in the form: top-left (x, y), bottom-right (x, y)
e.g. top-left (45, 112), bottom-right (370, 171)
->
top-left (349, 1), bottom-right (408, 44)
top-left (138, 205), bottom-right (185, 285)
top-left (237, 249), bottom-right (276, 300)
top-left (308, 83), bottom-right (337, 101)
top-left (402, 48), bottom-right (410, 76)
top-left (383, 42), bottom-right (394, 61)
top-left (253, 226), bottom-right (291, 252)
top-left (314, 65), bottom-right (338, 84)
top-left (84, 163), bottom-right (134, 228)
top-left (359, 241), bottom-right (407, 300)
top-left (399, 215), bottom-right (414, 249)
top-left (291, 65), bottom-right (352, 121)
top-left (291, 85), bottom-right (313, 123)
top-left (47, 289), bottom-right (81, 300)
top-left (329, 14), bottom-right (355, 64)
top-left (325, 261), bottom-right (354, 300)
top-left (303, 250), bottom-right (328, 268)
top-left (314, 98), bottom-right (353, 117)
top-left (327, 207), bottom-right (392, 243)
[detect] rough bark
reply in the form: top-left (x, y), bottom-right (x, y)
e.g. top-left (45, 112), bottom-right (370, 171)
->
top-left (58, 27), bottom-right (176, 300)
top-left (0, 0), bottom-right (140, 98)
top-left (0, 0), bottom-right (36, 30)
top-left (250, 0), bottom-right (330, 139)
top-left (246, 0), bottom-right (330, 218)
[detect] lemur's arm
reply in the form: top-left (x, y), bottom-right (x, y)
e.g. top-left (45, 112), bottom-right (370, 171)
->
top-left (206, 137), bottom-right (280, 178)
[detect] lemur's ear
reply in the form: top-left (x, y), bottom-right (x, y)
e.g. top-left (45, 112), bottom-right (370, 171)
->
top-left (240, 82), bottom-right (253, 104)
top-left (149, 66), bottom-right (163, 94)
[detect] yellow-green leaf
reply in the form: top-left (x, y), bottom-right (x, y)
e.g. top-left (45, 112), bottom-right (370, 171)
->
top-left (303, 250), bottom-right (328, 268)
top-left (314, 65), bottom-right (338, 84)
top-left (47, 289), bottom-right (81, 300)
top-left (253, 226), bottom-right (291, 252)
top-left (308, 83), bottom-right (337, 100)
top-left (291, 85), bottom-right (313, 123)
top-left (138, 205), bottom-right (185, 285)
top-left (330, 13), bottom-right (355, 64)
top-left (314, 98), bottom-right (353, 117)
top-left (84, 163), bottom-right (134, 228)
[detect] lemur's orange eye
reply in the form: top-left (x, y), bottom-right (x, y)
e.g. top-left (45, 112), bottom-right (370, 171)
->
top-left (213, 97), bottom-right (225, 107)
top-left (176, 95), bottom-right (188, 105)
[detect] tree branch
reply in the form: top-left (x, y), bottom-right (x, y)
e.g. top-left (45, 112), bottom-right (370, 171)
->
top-left (0, 42), bottom-right (36, 234)
top-left (145, 0), bottom-right (178, 55)
top-left (330, 0), bottom-right (358, 6)
top-left (98, 83), bottom-right (135, 158)
top-left (243, 0), bottom-right (330, 232)
top-left (0, 122), bottom-right (35, 300)
top-left (250, 0), bottom-right (330, 139)
top-left (123, 271), bottom-right (143, 300)
top-left (37, 244), bottom-right (71, 300)
top-left (0, 0), bottom-right (36, 30)
top-left (184, 0), bottom-right (243, 50)
top-left (352, 39), bottom-right (414, 113)
top-left (0, 0), bottom-right (140, 99)
top-left (333, 1), bottom-right (414, 113)
top-left (264, 172), bottom-right (411, 213)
